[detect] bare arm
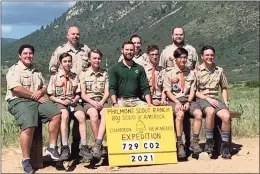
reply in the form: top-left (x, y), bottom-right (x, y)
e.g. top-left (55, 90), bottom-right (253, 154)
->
top-left (144, 94), bottom-right (152, 105)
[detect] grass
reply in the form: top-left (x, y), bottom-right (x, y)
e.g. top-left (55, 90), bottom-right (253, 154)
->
top-left (1, 86), bottom-right (259, 147)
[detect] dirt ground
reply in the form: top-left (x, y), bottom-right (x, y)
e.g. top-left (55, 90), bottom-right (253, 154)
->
top-left (2, 137), bottom-right (259, 173)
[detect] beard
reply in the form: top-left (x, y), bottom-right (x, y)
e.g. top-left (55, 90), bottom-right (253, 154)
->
top-left (123, 52), bottom-right (134, 61)
top-left (173, 39), bottom-right (184, 46)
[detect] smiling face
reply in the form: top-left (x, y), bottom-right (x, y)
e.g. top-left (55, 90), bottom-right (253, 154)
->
top-left (201, 49), bottom-right (215, 65)
top-left (175, 53), bottom-right (187, 69)
top-left (67, 26), bottom-right (80, 45)
top-left (122, 43), bottom-right (134, 61)
top-left (172, 27), bottom-right (184, 45)
top-left (60, 56), bottom-right (72, 72)
top-left (19, 48), bottom-right (34, 67)
top-left (90, 52), bottom-right (101, 69)
top-left (131, 37), bottom-right (141, 54)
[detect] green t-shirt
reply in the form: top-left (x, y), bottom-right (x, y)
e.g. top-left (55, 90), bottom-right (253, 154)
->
top-left (108, 61), bottom-right (150, 98)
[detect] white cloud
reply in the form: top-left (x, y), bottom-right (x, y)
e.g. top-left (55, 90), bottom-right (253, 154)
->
top-left (2, 25), bottom-right (12, 33)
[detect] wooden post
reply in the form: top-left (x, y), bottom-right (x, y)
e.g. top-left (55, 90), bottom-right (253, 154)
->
top-left (31, 123), bottom-right (43, 169)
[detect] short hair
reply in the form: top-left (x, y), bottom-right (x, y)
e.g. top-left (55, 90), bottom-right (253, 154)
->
top-left (121, 40), bottom-right (134, 49)
top-left (200, 45), bottom-right (215, 55)
top-left (174, 47), bottom-right (188, 58)
top-left (59, 52), bottom-right (72, 62)
top-left (130, 34), bottom-right (142, 41)
top-left (18, 44), bottom-right (35, 55)
top-left (88, 48), bottom-right (103, 58)
top-left (171, 26), bottom-right (185, 35)
top-left (147, 44), bottom-right (159, 54)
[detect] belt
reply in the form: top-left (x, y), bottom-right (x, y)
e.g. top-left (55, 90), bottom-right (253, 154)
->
top-left (91, 96), bottom-right (102, 101)
top-left (118, 97), bottom-right (138, 101)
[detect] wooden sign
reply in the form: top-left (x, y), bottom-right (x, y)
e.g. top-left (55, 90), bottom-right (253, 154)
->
top-left (105, 106), bottom-right (178, 166)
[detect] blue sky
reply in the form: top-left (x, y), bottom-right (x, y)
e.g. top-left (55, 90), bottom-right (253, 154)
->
top-left (2, 1), bottom-right (76, 39)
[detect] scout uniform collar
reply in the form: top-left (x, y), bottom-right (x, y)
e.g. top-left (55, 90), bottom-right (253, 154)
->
top-left (17, 60), bottom-right (36, 71)
top-left (134, 50), bottom-right (143, 58)
top-left (65, 41), bottom-right (85, 52)
top-left (89, 66), bottom-right (103, 75)
top-left (57, 70), bottom-right (74, 78)
top-left (171, 43), bottom-right (187, 48)
top-left (174, 64), bottom-right (189, 74)
top-left (200, 63), bottom-right (217, 72)
top-left (146, 62), bottom-right (160, 71)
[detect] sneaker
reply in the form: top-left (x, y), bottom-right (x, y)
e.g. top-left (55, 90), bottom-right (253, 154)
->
top-left (59, 145), bottom-right (71, 161)
top-left (91, 143), bottom-right (103, 159)
top-left (220, 141), bottom-right (232, 159)
top-left (79, 145), bottom-right (93, 160)
top-left (177, 141), bottom-right (186, 158)
top-left (189, 138), bottom-right (203, 155)
top-left (45, 146), bottom-right (60, 160)
top-left (22, 159), bottom-right (34, 174)
top-left (205, 138), bottom-right (214, 154)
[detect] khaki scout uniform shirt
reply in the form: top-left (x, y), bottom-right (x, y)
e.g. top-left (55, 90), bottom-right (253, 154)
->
top-left (79, 67), bottom-right (109, 99)
top-left (144, 64), bottom-right (165, 99)
top-left (159, 43), bottom-right (199, 70)
top-left (47, 70), bottom-right (80, 100)
top-left (163, 65), bottom-right (197, 98)
top-left (49, 42), bottom-right (91, 75)
top-left (118, 51), bottom-right (149, 67)
top-left (195, 63), bottom-right (228, 98)
top-left (5, 61), bottom-right (46, 101)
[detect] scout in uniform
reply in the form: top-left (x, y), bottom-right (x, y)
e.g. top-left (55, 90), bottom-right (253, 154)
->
top-left (49, 26), bottom-right (91, 75)
top-left (144, 44), bottom-right (167, 106)
top-left (159, 27), bottom-right (199, 70)
top-left (109, 40), bottom-right (153, 107)
top-left (195, 45), bottom-right (231, 159)
top-left (47, 53), bottom-right (93, 161)
top-left (6, 44), bottom-right (61, 173)
top-left (164, 47), bottom-right (203, 158)
top-left (79, 49), bottom-right (109, 159)
top-left (118, 35), bottom-right (148, 67)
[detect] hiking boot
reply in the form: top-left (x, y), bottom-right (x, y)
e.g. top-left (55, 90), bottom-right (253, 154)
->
top-left (45, 146), bottom-right (60, 160)
top-left (177, 141), bottom-right (186, 158)
top-left (79, 145), bottom-right (93, 160)
top-left (220, 141), bottom-right (232, 159)
top-left (59, 145), bottom-right (70, 161)
top-left (91, 143), bottom-right (103, 159)
top-left (22, 159), bottom-right (34, 174)
top-left (205, 138), bottom-right (214, 154)
top-left (189, 138), bottom-right (203, 155)
top-left (101, 146), bottom-right (108, 157)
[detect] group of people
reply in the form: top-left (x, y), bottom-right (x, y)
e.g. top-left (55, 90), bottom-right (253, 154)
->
top-left (6, 26), bottom-right (232, 173)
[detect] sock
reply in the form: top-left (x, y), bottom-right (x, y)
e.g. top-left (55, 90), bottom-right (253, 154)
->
top-left (80, 138), bottom-right (87, 146)
top-left (62, 139), bottom-right (68, 146)
top-left (221, 131), bottom-right (230, 142)
top-left (193, 134), bottom-right (199, 139)
top-left (206, 128), bottom-right (214, 139)
top-left (177, 136), bottom-right (182, 142)
top-left (96, 139), bottom-right (103, 145)
top-left (23, 157), bottom-right (30, 161)
top-left (49, 144), bottom-right (56, 148)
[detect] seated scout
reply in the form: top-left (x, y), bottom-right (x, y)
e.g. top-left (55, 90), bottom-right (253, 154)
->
top-left (109, 40), bottom-right (153, 107)
top-left (195, 45), bottom-right (231, 159)
top-left (6, 44), bottom-right (61, 173)
top-left (79, 49), bottom-right (109, 159)
top-left (163, 47), bottom-right (203, 158)
top-left (144, 44), bottom-right (167, 106)
top-left (47, 52), bottom-right (93, 161)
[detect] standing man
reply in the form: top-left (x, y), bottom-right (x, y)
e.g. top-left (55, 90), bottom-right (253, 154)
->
top-left (144, 44), bottom-right (167, 106)
top-left (195, 45), bottom-right (231, 159)
top-left (49, 26), bottom-right (91, 75)
top-left (163, 48), bottom-right (203, 158)
top-left (80, 49), bottom-right (109, 159)
top-left (159, 26), bottom-right (199, 70)
top-left (118, 35), bottom-right (148, 67)
top-left (109, 41), bottom-right (153, 107)
top-left (6, 44), bottom-right (61, 173)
